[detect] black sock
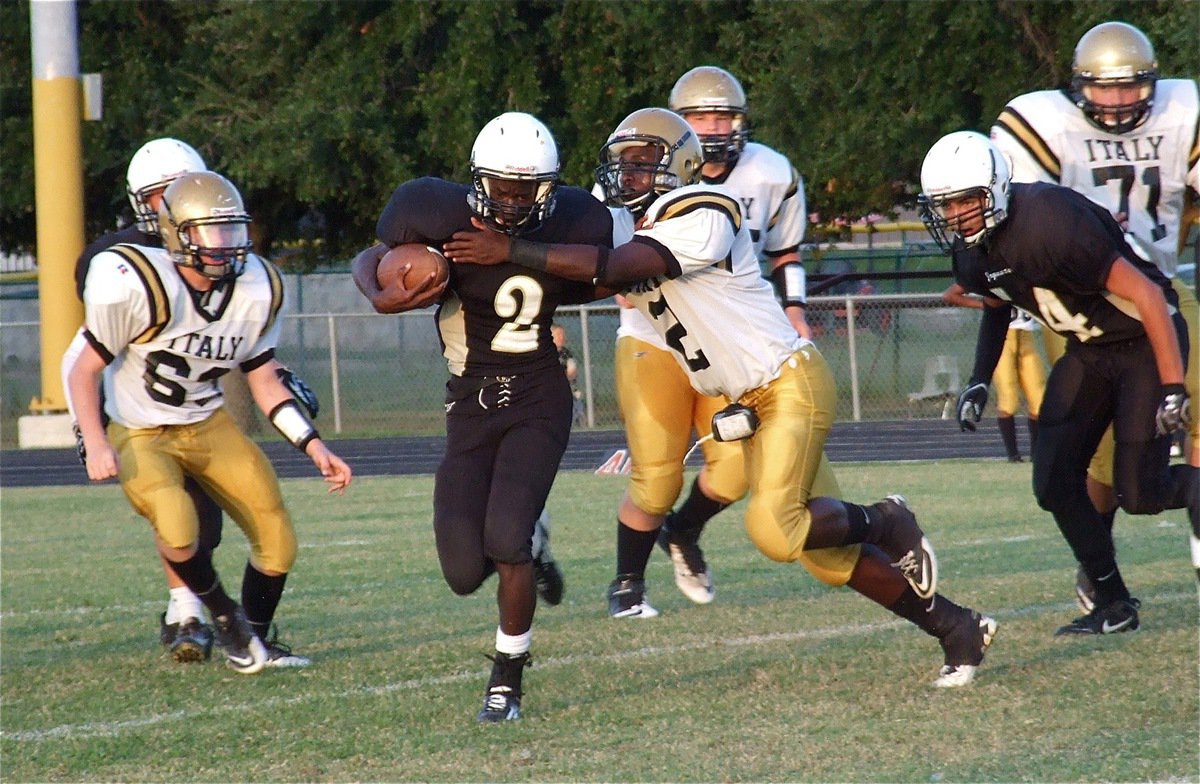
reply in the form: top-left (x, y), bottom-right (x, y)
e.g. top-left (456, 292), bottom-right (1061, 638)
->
top-left (844, 502), bottom-right (884, 546)
top-left (1087, 561), bottom-right (1130, 606)
top-left (169, 550), bottom-right (237, 619)
top-left (242, 562), bottom-right (288, 640)
top-left (616, 519), bottom-right (659, 579)
top-left (887, 588), bottom-right (964, 638)
top-left (998, 416), bottom-right (1019, 460)
top-left (668, 477), bottom-right (730, 540)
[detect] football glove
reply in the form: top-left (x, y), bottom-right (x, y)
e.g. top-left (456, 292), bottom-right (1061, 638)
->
top-left (276, 366), bottom-right (319, 419)
top-left (1155, 384), bottom-right (1191, 437)
top-left (956, 382), bottom-right (989, 432)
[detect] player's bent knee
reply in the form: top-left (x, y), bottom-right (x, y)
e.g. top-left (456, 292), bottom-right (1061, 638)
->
top-left (628, 465), bottom-right (684, 516)
top-left (441, 565), bottom-right (488, 596)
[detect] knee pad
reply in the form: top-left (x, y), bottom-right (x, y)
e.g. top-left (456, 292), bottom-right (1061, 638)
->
top-left (442, 564), bottom-right (488, 596)
top-left (628, 461), bottom-right (685, 516)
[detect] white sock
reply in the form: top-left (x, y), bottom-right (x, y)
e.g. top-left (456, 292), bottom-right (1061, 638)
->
top-left (495, 627), bottom-right (532, 656)
top-left (166, 587), bottom-right (206, 625)
top-left (1190, 533), bottom-right (1200, 570)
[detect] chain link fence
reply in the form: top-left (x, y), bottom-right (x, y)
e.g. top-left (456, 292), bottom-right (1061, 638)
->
top-left (2, 291), bottom-right (1008, 446)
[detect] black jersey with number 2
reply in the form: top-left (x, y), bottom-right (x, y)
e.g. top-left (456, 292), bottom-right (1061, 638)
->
top-left (953, 181), bottom-right (1179, 346)
top-left (376, 177), bottom-right (613, 378)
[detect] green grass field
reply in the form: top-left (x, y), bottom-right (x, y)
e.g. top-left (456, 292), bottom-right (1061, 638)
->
top-left (2, 462), bottom-right (1197, 782)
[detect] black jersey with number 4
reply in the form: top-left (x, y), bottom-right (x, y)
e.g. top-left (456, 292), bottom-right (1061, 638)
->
top-left (953, 181), bottom-right (1179, 346)
top-left (376, 177), bottom-right (612, 377)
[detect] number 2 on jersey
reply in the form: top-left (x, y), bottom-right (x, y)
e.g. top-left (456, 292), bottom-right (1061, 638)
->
top-left (491, 275), bottom-right (544, 353)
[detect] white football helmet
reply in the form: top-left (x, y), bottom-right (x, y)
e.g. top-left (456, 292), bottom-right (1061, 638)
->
top-left (668, 66), bottom-right (749, 165)
top-left (468, 112), bottom-right (559, 235)
top-left (158, 172), bottom-right (252, 280)
top-left (594, 108), bottom-right (704, 217)
top-left (126, 138), bottom-right (207, 234)
top-left (918, 131), bottom-right (1010, 252)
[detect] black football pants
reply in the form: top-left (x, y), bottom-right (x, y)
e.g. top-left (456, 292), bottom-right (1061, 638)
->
top-left (432, 367), bottom-right (573, 595)
top-left (1033, 320), bottom-right (1196, 589)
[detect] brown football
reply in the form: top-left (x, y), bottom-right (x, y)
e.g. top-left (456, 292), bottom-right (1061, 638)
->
top-left (376, 243), bottom-right (449, 290)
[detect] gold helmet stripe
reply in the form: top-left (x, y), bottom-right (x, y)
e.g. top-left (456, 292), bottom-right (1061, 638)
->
top-left (996, 106), bottom-right (1061, 181)
top-left (259, 257), bottom-right (286, 338)
top-left (656, 191), bottom-right (742, 232)
top-left (109, 244), bottom-right (170, 344)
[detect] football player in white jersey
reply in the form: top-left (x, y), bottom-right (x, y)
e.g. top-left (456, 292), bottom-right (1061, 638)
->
top-left (447, 108), bottom-right (998, 687)
top-left (67, 172), bottom-right (352, 674)
top-left (602, 66), bottom-right (813, 613)
top-left (65, 138), bottom-right (322, 664)
top-left (990, 20), bottom-right (1200, 594)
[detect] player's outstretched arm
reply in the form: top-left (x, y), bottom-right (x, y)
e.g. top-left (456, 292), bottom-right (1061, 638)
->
top-left (66, 342), bottom-right (119, 481)
top-left (245, 362), bottom-right (352, 493)
top-left (445, 217), bottom-right (667, 286)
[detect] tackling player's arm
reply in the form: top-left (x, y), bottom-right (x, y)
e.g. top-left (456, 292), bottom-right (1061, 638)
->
top-left (243, 356), bottom-right (352, 493)
top-left (768, 253), bottom-right (811, 339)
top-left (444, 217), bottom-right (668, 294)
top-left (67, 341), bottom-right (119, 481)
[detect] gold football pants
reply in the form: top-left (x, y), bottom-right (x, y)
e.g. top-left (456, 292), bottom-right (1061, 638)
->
top-left (993, 328), bottom-right (1046, 417)
top-left (1087, 277), bottom-right (1198, 485)
top-left (108, 407), bottom-right (297, 574)
top-left (738, 347), bottom-right (861, 587)
top-left (616, 336), bottom-right (747, 513)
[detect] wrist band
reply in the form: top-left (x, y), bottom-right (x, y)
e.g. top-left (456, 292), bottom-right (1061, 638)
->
top-left (592, 246), bottom-right (610, 287)
top-left (269, 399), bottom-right (319, 452)
top-left (509, 239), bottom-right (549, 271)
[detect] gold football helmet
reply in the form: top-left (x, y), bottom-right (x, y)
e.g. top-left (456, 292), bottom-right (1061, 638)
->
top-left (594, 108), bottom-right (704, 217)
top-left (158, 172), bottom-right (253, 280)
top-left (668, 66), bottom-right (749, 164)
top-left (1070, 21), bottom-right (1158, 133)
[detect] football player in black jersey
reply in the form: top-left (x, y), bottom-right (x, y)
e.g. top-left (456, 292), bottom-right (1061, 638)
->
top-left (920, 131), bottom-right (1197, 635)
top-left (66, 138), bottom-right (321, 665)
top-left (351, 113), bottom-right (613, 722)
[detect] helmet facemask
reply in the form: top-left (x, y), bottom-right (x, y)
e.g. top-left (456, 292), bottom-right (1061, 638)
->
top-left (171, 218), bottom-right (252, 281)
top-left (1071, 74), bottom-right (1156, 134)
top-left (919, 189), bottom-right (1002, 253)
top-left (681, 111), bottom-right (748, 166)
top-left (467, 112), bottom-right (560, 236)
top-left (158, 172), bottom-right (253, 282)
top-left (1069, 21), bottom-right (1158, 134)
top-left (919, 131), bottom-right (1010, 253)
top-left (668, 66), bottom-right (750, 166)
top-left (470, 169), bottom-right (557, 236)
top-left (596, 138), bottom-right (674, 217)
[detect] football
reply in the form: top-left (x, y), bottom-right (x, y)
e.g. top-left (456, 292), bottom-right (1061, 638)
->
top-left (376, 243), bottom-right (449, 291)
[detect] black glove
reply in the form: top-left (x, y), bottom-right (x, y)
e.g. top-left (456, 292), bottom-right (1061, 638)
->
top-left (73, 422), bottom-right (87, 467)
top-left (276, 366), bottom-right (320, 419)
top-left (956, 382), bottom-right (989, 432)
top-left (1155, 383), bottom-right (1191, 436)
